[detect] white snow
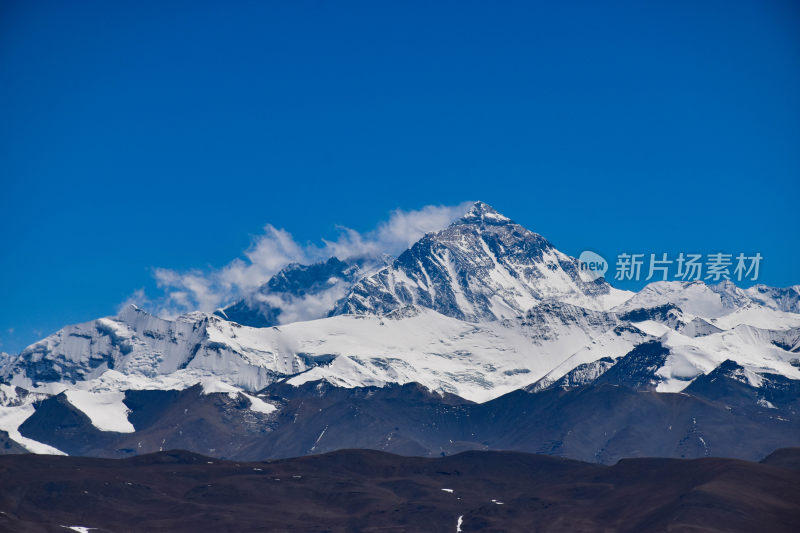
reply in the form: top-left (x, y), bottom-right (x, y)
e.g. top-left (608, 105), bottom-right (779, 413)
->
top-left (0, 404), bottom-right (66, 455)
top-left (652, 323), bottom-right (800, 392)
top-left (698, 436), bottom-right (709, 455)
top-left (310, 425), bottom-right (328, 452)
top-left (243, 393), bottom-right (276, 414)
top-left (615, 281), bottom-right (737, 318)
top-left (532, 326), bottom-right (652, 389)
top-left (3, 306), bottom-right (302, 393)
top-left (64, 391), bottom-right (135, 433)
top-left (757, 398), bottom-right (777, 409)
top-left (199, 379), bottom-right (276, 414)
top-left (283, 306), bottom-right (628, 402)
top-left (711, 305), bottom-right (800, 331)
top-left (0, 383), bottom-right (20, 406)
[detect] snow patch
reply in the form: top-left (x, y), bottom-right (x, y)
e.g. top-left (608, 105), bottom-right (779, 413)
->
top-left (0, 404), bottom-right (66, 455)
top-left (200, 379), bottom-right (276, 414)
top-left (757, 398), bottom-right (777, 409)
top-left (64, 390), bottom-right (135, 433)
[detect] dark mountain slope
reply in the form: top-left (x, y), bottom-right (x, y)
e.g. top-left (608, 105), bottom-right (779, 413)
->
top-left (14, 374), bottom-right (800, 463)
top-left (0, 448), bottom-right (798, 532)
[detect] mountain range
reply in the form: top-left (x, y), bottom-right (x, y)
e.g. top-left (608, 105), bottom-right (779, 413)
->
top-left (1, 202), bottom-right (798, 462)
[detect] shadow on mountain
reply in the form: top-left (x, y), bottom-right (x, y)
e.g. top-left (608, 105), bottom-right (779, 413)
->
top-left (13, 370), bottom-right (800, 464)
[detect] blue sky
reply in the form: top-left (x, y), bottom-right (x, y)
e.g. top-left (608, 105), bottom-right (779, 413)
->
top-left (1, 0), bottom-right (799, 353)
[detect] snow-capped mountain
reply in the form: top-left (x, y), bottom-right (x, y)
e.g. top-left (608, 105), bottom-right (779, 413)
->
top-left (0, 304), bottom-right (328, 392)
top-left (745, 284), bottom-right (800, 314)
top-left (616, 280), bottom-right (748, 318)
top-left (1, 201), bottom-right (799, 460)
top-left (331, 202), bottom-right (631, 320)
top-left (0, 301), bottom-right (645, 403)
top-left (281, 301), bottom-right (651, 401)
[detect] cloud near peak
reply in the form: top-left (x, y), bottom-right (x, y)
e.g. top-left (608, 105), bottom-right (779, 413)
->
top-left (134, 201), bottom-right (472, 318)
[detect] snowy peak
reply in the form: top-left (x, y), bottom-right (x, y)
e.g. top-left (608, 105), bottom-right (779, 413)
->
top-left (1, 305), bottom-right (317, 391)
top-left (685, 359), bottom-right (800, 411)
top-left (745, 284), bottom-right (800, 314)
top-left (616, 281), bottom-right (748, 318)
top-left (452, 201), bottom-right (515, 227)
top-left (594, 340), bottom-right (671, 391)
top-left (333, 202), bottom-right (626, 321)
top-left (708, 280), bottom-right (752, 309)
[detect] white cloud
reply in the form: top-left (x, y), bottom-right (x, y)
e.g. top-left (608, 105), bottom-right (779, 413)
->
top-left (117, 288), bottom-right (150, 313)
top-left (144, 202), bottom-right (472, 318)
top-left (217, 225), bottom-right (308, 294)
top-left (257, 282), bottom-right (351, 325)
top-left (374, 203), bottom-right (474, 253)
top-left (319, 202), bottom-right (473, 260)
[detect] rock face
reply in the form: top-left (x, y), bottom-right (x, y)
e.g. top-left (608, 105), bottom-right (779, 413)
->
top-left (684, 359), bottom-right (800, 412)
top-left (593, 340), bottom-right (672, 391)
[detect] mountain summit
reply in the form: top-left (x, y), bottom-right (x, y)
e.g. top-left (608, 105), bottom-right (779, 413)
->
top-left (453, 201), bottom-right (514, 226)
top-left (332, 201), bottom-right (629, 321)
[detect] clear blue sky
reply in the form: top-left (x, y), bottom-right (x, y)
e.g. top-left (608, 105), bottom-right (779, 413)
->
top-left (1, 0), bottom-right (799, 353)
